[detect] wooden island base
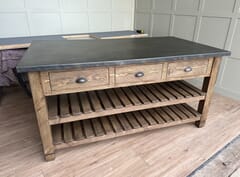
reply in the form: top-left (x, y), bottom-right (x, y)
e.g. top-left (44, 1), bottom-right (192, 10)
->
top-left (29, 57), bottom-right (221, 161)
top-left (17, 37), bottom-right (230, 161)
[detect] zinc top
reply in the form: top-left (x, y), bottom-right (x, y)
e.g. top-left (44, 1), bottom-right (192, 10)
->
top-left (17, 37), bottom-right (230, 73)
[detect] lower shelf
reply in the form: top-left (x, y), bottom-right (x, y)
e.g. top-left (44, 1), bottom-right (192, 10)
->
top-left (52, 103), bottom-right (201, 149)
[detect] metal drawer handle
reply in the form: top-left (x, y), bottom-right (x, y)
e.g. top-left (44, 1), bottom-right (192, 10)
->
top-left (135, 72), bottom-right (144, 78)
top-left (184, 66), bottom-right (192, 72)
top-left (76, 77), bottom-right (88, 84)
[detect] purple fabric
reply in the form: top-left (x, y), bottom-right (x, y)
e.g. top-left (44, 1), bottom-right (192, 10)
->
top-left (0, 49), bottom-right (26, 86)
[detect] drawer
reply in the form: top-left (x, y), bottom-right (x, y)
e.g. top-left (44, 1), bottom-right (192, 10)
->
top-left (166, 59), bottom-right (211, 79)
top-left (115, 63), bottom-right (163, 87)
top-left (49, 67), bottom-right (109, 92)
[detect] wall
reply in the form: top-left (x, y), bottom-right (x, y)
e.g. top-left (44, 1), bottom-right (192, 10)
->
top-left (0, 0), bottom-right (135, 38)
top-left (135, 0), bottom-right (240, 100)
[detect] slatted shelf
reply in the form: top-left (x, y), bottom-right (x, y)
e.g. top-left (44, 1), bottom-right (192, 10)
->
top-left (52, 103), bottom-right (201, 149)
top-left (47, 80), bottom-right (205, 125)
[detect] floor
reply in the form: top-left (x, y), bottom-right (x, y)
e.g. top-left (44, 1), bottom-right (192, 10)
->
top-left (1, 86), bottom-right (240, 177)
top-left (190, 135), bottom-right (240, 177)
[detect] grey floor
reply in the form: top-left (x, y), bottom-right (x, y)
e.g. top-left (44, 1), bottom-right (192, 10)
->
top-left (190, 135), bottom-right (240, 177)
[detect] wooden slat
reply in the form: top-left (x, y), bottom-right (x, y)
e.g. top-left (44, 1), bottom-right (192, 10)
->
top-left (82, 119), bottom-right (95, 138)
top-left (109, 115), bottom-right (124, 133)
top-left (132, 111), bottom-right (149, 127)
top-left (147, 109), bottom-right (165, 124)
top-left (130, 86), bottom-right (151, 104)
top-left (63, 123), bottom-right (73, 143)
top-left (125, 113), bottom-right (141, 129)
top-left (169, 105), bottom-right (188, 120)
top-left (47, 96), bottom-right (58, 119)
top-left (79, 92), bottom-right (93, 114)
top-left (160, 83), bottom-right (184, 99)
top-left (147, 84), bottom-right (168, 101)
top-left (183, 103), bottom-right (201, 117)
top-left (180, 80), bottom-right (204, 95)
top-left (140, 110), bottom-right (157, 125)
top-left (117, 114), bottom-right (132, 131)
top-left (69, 93), bottom-right (81, 116)
top-left (156, 108), bottom-right (174, 122)
top-left (121, 87), bottom-right (142, 106)
top-left (114, 88), bottom-right (133, 107)
top-left (168, 82), bottom-right (192, 98)
top-left (88, 91), bottom-right (103, 112)
top-left (52, 124), bottom-right (62, 144)
top-left (179, 104), bottom-right (200, 118)
top-left (59, 95), bottom-right (70, 118)
top-left (97, 90), bottom-right (113, 110)
top-left (175, 105), bottom-right (189, 118)
top-left (100, 117), bottom-right (114, 135)
top-left (162, 106), bottom-right (181, 121)
top-left (72, 122), bottom-right (85, 140)
top-left (91, 118), bottom-right (105, 137)
top-left (106, 89), bottom-right (123, 109)
top-left (175, 81), bottom-right (201, 97)
top-left (154, 84), bottom-right (176, 100)
top-left (139, 85), bottom-right (159, 103)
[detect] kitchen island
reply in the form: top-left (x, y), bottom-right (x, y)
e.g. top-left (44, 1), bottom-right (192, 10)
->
top-left (17, 37), bottom-right (230, 161)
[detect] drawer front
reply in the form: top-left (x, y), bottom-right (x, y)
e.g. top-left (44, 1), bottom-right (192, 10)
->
top-left (115, 63), bottom-right (163, 86)
top-left (49, 67), bottom-right (109, 92)
top-left (167, 59), bottom-right (211, 79)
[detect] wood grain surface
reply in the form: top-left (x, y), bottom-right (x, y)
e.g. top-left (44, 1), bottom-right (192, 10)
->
top-left (115, 63), bottom-right (163, 87)
top-left (166, 58), bottom-right (212, 79)
top-left (28, 72), bottom-right (55, 160)
top-left (41, 59), bottom-right (213, 96)
top-left (49, 67), bottom-right (109, 92)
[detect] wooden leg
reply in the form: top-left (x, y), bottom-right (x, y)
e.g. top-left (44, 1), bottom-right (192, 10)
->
top-left (28, 72), bottom-right (55, 160)
top-left (45, 153), bottom-right (56, 161)
top-left (196, 57), bottom-right (222, 128)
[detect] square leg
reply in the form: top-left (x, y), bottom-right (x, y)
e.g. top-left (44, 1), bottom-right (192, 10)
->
top-left (28, 72), bottom-right (55, 160)
top-left (195, 57), bottom-right (222, 128)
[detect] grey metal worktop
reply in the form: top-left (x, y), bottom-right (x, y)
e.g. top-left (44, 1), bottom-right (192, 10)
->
top-left (17, 37), bottom-right (231, 73)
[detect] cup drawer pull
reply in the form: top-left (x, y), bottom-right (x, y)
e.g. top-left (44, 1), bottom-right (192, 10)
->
top-left (184, 66), bottom-right (192, 72)
top-left (135, 72), bottom-right (144, 78)
top-left (76, 77), bottom-right (88, 84)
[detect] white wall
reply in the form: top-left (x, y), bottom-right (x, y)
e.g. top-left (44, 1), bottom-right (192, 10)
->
top-left (0, 0), bottom-right (135, 37)
top-left (135, 0), bottom-right (240, 100)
